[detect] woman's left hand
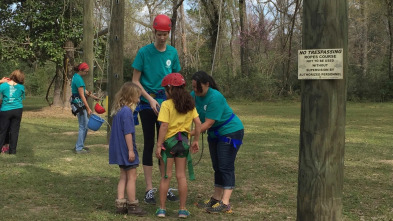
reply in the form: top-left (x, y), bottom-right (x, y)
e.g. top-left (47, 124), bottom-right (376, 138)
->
top-left (86, 107), bottom-right (92, 115)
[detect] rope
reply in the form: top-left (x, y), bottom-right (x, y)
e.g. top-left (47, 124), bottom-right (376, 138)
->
top-left (191, 94), bottom-right (204, 167)
top-left (192, 132), bottom-right (204, 167)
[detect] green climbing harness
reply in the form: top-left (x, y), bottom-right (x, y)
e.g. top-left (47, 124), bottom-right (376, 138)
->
top-left (161, 132), bottom-right (195, 180)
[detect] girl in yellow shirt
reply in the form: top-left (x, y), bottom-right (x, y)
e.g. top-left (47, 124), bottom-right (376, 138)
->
top-left (155, 73), bottom-right (201, 218)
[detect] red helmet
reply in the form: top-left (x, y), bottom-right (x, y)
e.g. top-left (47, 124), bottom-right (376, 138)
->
top-left (94, 103), bottom-right (106, 114)
top-left (153, 14), bottom-right (171, 32)
top-left (162, 73), bottom-right (185, 87)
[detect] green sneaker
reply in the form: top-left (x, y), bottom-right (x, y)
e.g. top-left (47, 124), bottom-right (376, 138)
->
top-left (75, 149), bottom-right (89, 154)
top-left (178, 209), bottom-right (190, 218)
top-left (156, 208), bottom-right (166, 218)
top-left (195, 197), bottom-right (219, 209)
top-left (206, 201), bottom-right (232, 214)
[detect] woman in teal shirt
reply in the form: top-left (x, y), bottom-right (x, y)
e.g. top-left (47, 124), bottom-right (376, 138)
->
top-left (132, 14), bottom-right (181, 204)
top-left (0, 70), bottom-right (25, 154)
top-left (71, 62), bottom-right (100, 154)
top-left (191, 71), bottom-right (244, 214)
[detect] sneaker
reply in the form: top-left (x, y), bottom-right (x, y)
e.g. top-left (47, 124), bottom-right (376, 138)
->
top-left (144, 188), bottom-right (157, 205)
top-left (195, 197), bottom-right (219, 209)
top-left (156, 208), bottom-right (166, 218)
top-left (83, 147), bottom-right (90, 152)
top-left (206, 201), bottom-right (232, 214)
top-left (75, 149), bottom-right (89, 154)
top-left (167, 188), bottom-right (179, 202)
top-left (178, 209), bottom-right (190, 218)
top-left (1, 145), bottom-right (9, 154)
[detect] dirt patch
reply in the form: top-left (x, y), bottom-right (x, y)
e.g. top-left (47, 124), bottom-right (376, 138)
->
top-left (23, 106), bottom-right (75, 119)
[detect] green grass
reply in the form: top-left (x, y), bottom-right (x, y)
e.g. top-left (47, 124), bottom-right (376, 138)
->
top-left (1, 98), bottom-right (393, 220)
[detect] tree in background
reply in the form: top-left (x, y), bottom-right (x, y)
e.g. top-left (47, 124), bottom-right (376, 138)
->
top-left (0, 0), bottom-right (83, 106)
top-left (2, 0), bottom-right (393, 102)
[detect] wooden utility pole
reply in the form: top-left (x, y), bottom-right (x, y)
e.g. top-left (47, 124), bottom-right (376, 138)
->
top-left (83, 0), bottom-right (94, 108)
top-left (297, 1), bottom-right (348, 220)
top-left (107, 0), bottom-right (125, 139)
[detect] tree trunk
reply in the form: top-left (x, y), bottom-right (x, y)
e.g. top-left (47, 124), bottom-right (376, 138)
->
top-left (83, 0), bottom-right (95, 108)
top-left (200, 0), bottom-right (220, 66)
top-left (297, 0), bottom-right (348, 220)
top-left (52, 41), bottom-right (75, 108)
top-left (64, 40), bottom-right (75, 107)
top-left (107, 0), bottom-right (125, 140)
top-left (180, 3), bottom-right (188, 69)
top-left (52, 65), bottom-right (64, 107)
top-left (360, 0), bottom-right (368, 77)
top-left (229, 1), bottom-right (239, 77)
top-left (283, 0), bottom-right (300, 95)
top-left (386, 0), bottom-right (393, 80)
top-left (239, 0), bottom-right (249, 76)
top-left (170, 0), bottom-right (184, 47)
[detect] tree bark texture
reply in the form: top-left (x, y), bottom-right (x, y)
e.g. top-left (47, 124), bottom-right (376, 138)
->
top-left (200, 0), bottom-right (220, 65)
top-left (170, 0), bottom-right (184, 47)
top-left (386, 0), bottom-right (393, 80)
top-left (239, 0), bottom-right (249, 76)
top-left (297, 0), bottom-right (348, 220)
top-left (52, 65), bottom-right (64, 107)
top-left (107, 0), bottom-right (125, 139)
top-left (83, 0), bottom-right (95, 108)
top-left (63, 40), bottom-right (75, 107)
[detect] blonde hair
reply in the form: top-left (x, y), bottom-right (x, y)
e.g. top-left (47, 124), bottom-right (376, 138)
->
top-left (110, 82), bottom-right (141, 116)
top-left (10, 69), bottom-right (25, 84)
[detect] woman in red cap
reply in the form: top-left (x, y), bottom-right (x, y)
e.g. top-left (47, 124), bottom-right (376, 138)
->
top-left (132, 14), bottom-right (181, 204)
top-left (70, 62), bottom-right (100, 154)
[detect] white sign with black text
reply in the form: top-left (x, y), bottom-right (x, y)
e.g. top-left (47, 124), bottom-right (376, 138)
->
top-left (298, 49), bottom-right (343, 80)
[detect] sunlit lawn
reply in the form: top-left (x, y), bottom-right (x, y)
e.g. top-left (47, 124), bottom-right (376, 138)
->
top-left (0, 97), bottom-right (392, 220)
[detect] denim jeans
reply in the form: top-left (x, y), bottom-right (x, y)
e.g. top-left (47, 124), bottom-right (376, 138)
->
top-left (208, 129), bottom-right (244, 189)
top-left (75, 109), bottom-right (88, 151)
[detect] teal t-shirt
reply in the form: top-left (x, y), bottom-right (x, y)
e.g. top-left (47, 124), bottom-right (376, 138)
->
top-left (71, 73), bottom-right (85, 95)
top-left (191, 88), bottom-right (243, 137)
top-left (0, 83), bottom-right (25, 111)
top-left (132, 43), bottom-right (181, 103)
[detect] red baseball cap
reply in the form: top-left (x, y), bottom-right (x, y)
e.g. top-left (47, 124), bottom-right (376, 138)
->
top-left (78, 62), bottom-right (89, 71)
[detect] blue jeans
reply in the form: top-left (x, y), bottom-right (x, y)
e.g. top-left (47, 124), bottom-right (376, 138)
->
top-left (75, 109), bottom-right (88, 151)
top-left (208, 129), bottom-right (244, 189)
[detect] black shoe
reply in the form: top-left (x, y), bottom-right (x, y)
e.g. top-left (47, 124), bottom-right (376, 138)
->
top-left (167, 188), bottom-right (179, 202)
top-left (196, 197), bottom-right (219, 209)
top-left (144, 188), bottom-right (157, 205)
top-left (206, 201), bottom-right (232, 213)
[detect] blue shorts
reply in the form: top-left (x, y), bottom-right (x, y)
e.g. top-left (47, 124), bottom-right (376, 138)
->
top-left (119, 164), bottom-right (139, 170)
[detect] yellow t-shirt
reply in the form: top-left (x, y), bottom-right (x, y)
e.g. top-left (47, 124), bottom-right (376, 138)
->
top-left (157, 99), bottom-right (199, 140)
